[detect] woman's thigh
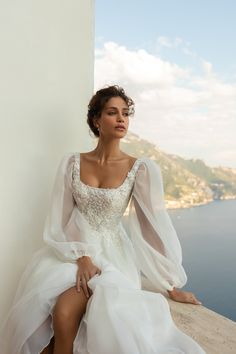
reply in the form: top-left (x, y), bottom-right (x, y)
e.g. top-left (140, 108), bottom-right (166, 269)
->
top-left (52, 286), bottom-right (89, 329)
top-left (40, 286), bottom-right (88, 354)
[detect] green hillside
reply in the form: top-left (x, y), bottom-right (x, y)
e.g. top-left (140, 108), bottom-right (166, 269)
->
top-left (121, 131), bottom-right (236, 208)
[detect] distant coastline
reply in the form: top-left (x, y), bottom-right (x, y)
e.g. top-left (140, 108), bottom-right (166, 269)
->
top-left (166, 195), bottom-right (236, 210)
top-left (121, 132), bottom-right (236, 210)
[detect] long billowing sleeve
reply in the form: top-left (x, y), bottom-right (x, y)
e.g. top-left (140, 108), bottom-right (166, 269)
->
top-left (126, 158), bottom-right (187, 294)
top-left (43, 152), bottom-right (102, 262)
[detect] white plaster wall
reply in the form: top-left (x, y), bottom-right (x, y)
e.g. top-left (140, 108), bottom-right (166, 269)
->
top-left (0, 0), bottom-right (95, 320)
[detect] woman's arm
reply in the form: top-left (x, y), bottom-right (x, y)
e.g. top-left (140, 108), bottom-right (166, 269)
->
top-left (42, 153), bottom-right (103, 297)
top-left (43, 152), bottom-right (102, 262)
top-left (126, 158), bottom-right (202, 305)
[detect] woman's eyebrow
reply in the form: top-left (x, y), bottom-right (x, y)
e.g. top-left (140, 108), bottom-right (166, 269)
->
top-left (106, 106), bottom-right (129, 110)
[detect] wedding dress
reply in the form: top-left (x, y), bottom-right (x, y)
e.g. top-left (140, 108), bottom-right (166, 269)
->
top-left (0, 152), bottom-right (206, 354)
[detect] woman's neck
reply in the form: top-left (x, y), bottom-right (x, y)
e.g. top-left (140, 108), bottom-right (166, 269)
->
top-left (91, 139), bottom-right (124, 162)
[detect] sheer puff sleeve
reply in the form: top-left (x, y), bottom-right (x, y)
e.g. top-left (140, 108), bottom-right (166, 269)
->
top-left (126, 157), bottom-right (187, 294)
top-left (43, 152), bottom-right (102, 263)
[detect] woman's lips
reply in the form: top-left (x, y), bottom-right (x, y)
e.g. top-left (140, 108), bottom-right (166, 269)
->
top-left (115, 127), bottom-right (126, 131)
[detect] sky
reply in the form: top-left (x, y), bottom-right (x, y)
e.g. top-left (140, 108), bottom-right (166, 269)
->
top-left (95, 0), bottom-right (236, 168)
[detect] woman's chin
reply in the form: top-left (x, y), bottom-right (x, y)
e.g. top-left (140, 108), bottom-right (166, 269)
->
top-left (114, 128), bottom-right (127, 134)
top-left (115, 131), bottom-right (127, 138)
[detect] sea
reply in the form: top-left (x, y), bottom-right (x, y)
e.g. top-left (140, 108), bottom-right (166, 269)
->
top-left (168, 199), bottom-right (236, 322)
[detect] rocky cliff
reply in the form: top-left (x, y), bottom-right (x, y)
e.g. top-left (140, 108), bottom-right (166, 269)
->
top-left (121, 132), bottom-right (236, 209)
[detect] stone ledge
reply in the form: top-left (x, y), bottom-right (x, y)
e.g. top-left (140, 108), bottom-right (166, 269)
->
top-left (141, 278), bottom-right (236, 354)
top-left (166, 297), bottom-right (236, 354)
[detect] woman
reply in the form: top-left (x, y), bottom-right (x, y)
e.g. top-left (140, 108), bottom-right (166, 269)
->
top-left (0, 85), bottom-right (205, 354)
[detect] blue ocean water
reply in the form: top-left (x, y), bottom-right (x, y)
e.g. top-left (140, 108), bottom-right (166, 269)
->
top-left (168, 199), bottom-right (236, 322)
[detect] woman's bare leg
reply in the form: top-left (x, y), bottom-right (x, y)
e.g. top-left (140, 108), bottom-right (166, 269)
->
top-left (52, 286), bottom-right (90, 354)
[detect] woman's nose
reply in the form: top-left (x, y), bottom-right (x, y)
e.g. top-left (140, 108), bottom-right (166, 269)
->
top-left (117, 111), bottom-right (124, 121)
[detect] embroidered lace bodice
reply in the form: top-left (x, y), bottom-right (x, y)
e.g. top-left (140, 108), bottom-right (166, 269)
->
top-left (72, 153), bottom-right (141, 255)
top-left (72, 153), bottom-right (141, 235)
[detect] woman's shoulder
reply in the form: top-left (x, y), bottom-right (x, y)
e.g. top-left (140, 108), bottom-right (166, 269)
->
top-left (60, 151), bottom-right (83, 161)
top-left (58, 152), bottom-right (78, 168)
top-left (134, 155), bottom-right (160, 166)
top-left (134, 156), bottom-right (162, 176)
top-left (121, 153), bottom-right (138, 167)
top-left (119, 152), bottom-right (151, 163)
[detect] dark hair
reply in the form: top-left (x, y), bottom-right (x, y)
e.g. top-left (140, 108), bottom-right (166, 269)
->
top-left (87, 85), bottom-right (135, 137)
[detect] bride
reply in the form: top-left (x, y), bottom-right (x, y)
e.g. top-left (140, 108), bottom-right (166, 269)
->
top-left (0, 85), bottom-right (205, 354)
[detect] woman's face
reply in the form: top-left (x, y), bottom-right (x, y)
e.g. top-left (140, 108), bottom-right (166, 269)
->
top-left (95, 96), bottom-right (130, 138)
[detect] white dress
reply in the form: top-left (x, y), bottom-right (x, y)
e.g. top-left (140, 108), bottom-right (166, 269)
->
top-left (0, 152), bottom-right (206, 354)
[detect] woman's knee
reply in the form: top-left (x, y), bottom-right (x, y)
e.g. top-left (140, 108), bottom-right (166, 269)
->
top-left (52, 307), bottom-right (74, 330)
top-left (52, 287), bottom-right (88, 331)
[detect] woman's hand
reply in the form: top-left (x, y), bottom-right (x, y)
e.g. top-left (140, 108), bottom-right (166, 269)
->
top-left (76, 256), bottom-right (101, 298)
top-left (167, 287), bottom-right (202, 305)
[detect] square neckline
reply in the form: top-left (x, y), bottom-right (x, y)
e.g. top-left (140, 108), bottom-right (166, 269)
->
top-left (77, 152), bottom-right (140, 191)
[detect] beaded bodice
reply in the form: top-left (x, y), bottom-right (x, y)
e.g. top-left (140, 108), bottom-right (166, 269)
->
top-left (71, 152), bottom-right (141, 233)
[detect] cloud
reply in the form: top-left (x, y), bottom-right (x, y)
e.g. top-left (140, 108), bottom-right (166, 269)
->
top-left (156, 36), bottom-right (196, 58)
top-left (182, 47), bottom-right (196, 57)
top-left (157, 36), bottom-right (183, 48)
top-left (95, 42), bottom-right (188, 87)
top-left (94, 41), bottom-right (236, 168)
top-left (201, 59), bottom-right (213, 75)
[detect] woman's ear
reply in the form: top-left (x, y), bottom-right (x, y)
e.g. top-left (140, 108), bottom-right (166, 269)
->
top-left (93, 117), bottom-right (100, 129)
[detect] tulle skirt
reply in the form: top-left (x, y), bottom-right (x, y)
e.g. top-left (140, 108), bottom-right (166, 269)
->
top-left (0, 245), bottom-right (205, 354)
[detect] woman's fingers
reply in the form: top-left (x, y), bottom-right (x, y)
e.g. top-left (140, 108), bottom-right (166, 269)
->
top-left (76, 275), bottom-right (81, 293)
top-left (84, 272), bottom-right (92, 297)
top-left (96, 267), bottom-right (102, 275)
top-left (186, 292), bottom-right (202, 305)
top-left (191, 294), bottom-right (202, 305)
top-left (76, 266), bottom-right (102, 297)
top-left (76, 274), bottom-right (90, 298)
top-left (76, 271), bottom-right (87, 293)
top-left (81, 276), bottom-right (90, 298)
top-left (169, 289), bottom-right (202, 305)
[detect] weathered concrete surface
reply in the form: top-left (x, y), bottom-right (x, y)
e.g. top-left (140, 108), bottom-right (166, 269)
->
top-left (141, 278), bottom-right (236, 354)
top-left (166, 297), bottom-right (236, 354)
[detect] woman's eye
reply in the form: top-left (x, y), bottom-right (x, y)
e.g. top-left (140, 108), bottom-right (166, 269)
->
top-left (107, 111), bottom-right (129, 116)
